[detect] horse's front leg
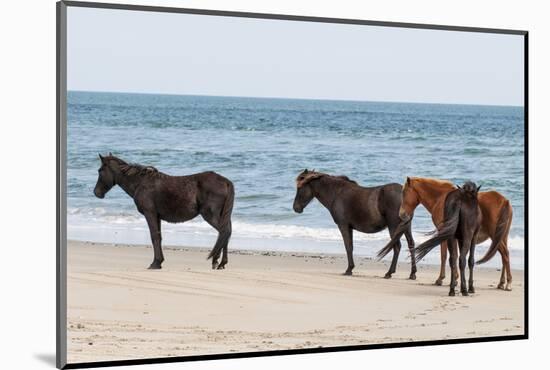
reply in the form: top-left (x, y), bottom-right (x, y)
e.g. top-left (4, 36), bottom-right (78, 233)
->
top-left (384, 225), bottom-right (401, 279)
top-left (144, 212), bottom-right (164, 269)
top-left (498, 243), bottom-right (513, 291)
top-left (338, 224), bottom-right (354, 276)
top-left (498, 251), bottom-right (507, 290)
top-left (405, 228), bottom-right (417, 280)
top-left (468, 237), bottom-right (476, 294)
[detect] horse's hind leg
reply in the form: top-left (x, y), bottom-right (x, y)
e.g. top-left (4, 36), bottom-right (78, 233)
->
top-left (385, 240), bottom-right (401, 279)
top-left (209, 226), bottom-right (230, 270)
top-left (220, 245), bottom-right (228, 269)
top-left (405, 228), bottom-right (417, 280)
top-left (459, 238), bottom-right (471, 296)
top-left (448, 239), bottom-right (458, 296)
top-left (498, 252), bottom-right (506, 290)
top-left (468, 237), bottom-right (476, 294)
top-left (144, 212), bottom-right (164, 269)
top-left (498, 243), bottom-right (513, 291)
top-left (216, 222), bottom-right (232, 270)
top-left (202, 208), bottom-right (232, 270)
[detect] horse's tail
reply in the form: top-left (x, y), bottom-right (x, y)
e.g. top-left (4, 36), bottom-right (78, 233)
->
top-left (415, 208), bottom-right (460, 263)
top-left (423, 228), bottom-right (438, 236)
top-left (207, 180), bottom-right (234, 260)
top-left (376, 219), bottom-right (411, 261)
top-left (220, 180), bottom-right (235, 230)
top-left (476, 200), bottom-right (512, 265)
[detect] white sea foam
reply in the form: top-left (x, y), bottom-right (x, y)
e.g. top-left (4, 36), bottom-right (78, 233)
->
top-left (67, 207), bottom-right (525, 270)
top-left (68, 207), bottom-right (525, 248)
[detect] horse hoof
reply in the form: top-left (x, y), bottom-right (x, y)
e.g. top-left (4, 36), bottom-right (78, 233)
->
top-left (384, 273), bottom-right (392, 279)
top-left (449, 290), bottom-right (455, 297)
top-left (434, 279), bottom-right (443, 286)
top-left (148, 263), bottom-right (162, 270)
top-left (468, 287), bottom-right (475, 294)
top-left (212, 262), bottom-right (219, 270)
top-left (409, 274), bottom-right (417, 280)
top-left (461, 290), bottom-right (469, 296)
top-left (217, 264), bottom-right (226, 270)
top-left (505, 284), bottom-right (512, 291)
top-left (342, 271), bottom-right (353, 276)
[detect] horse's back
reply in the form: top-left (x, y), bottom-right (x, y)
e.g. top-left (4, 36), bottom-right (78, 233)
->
top-left (154, 171), bottom-right (233, 196)
top-left (352, 182), bottom-right (403, 212)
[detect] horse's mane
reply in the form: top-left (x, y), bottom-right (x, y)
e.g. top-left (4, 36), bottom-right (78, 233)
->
top-left (297, 170), bottom-right (358, 187)
top-left (333, 175), bottom-right (358, 185)
top-left (120, 163), bottom-right (167, 178)
top-left (106, 155), bottom-right (167, 179)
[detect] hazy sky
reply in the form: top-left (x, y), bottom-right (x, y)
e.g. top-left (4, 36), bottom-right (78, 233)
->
top-left (67, 7), bottom-right (524, 106)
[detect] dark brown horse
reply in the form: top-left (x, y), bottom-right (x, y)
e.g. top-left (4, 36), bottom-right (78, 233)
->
top-left (378, 177), bottom-right (513, 290)
top-left (414, 181), bottom-right (482, 296)
top-left (94, 153), bottom-right (234, 270)
top-left (292, 169), bottom-right (416, 278)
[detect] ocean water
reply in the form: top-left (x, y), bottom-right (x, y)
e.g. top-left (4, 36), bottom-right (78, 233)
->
top-left (67, 91), bottom-right (525, 268)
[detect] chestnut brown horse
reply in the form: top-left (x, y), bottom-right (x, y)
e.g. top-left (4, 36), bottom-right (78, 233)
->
top-left (378, 177), bottom-right (513, 290)
top-left (293, 169), bottom-right (416, 279)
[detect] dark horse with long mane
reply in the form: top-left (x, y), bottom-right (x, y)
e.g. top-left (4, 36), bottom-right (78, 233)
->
top-left (414, 181), bottom-right (482, 296)
top-left (94, 154), bottom-right (234, 270)
top-left (293, 169), bottom-right (416, 279)
top-left (377, 176), bottom-right (514, 290)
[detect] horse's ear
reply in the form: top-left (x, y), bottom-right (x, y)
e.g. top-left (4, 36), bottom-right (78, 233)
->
top-left (98, 153), bottom-right (104, 162)
top-left (456, 184), bottom-right (462, 190)
top-left (477, 185), bottom-right (482, 192)
top-left (304, 169), bottom-right (308, 174)
top-left (109, 152), bottom-right (113, 156)
top-left (406, 177), bottom-right (411, 185)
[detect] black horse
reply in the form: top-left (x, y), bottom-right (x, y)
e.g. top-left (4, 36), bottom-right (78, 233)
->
top-left (293, 169), bottom-right (416, 279)
top-left (414, 181), bottom-right (482, 296)
top-left (94, 153), bottom-right (234, 270)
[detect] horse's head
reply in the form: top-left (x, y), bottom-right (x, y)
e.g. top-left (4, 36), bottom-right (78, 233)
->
top-left (399, 177), bottom-right (420, 222)
top-left (457, 181), bottom-right (481, 199)
top-left (293, 169), bottom-right (322, 213)
top-left (94, 153), bottom-right (116, 199)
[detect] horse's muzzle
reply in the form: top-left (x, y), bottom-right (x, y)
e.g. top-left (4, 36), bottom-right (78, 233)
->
top-left (293, 205), bottom-right (303, 214)
top-left (94, 188), bottom-right (105, 199)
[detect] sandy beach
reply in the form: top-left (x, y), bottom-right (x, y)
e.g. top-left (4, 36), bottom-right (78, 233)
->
top-left (67, 240), bottom-right (525, 364)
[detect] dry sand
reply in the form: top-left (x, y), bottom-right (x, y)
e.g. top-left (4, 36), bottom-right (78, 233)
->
top-left (67, 240), bottom-right (525, 364)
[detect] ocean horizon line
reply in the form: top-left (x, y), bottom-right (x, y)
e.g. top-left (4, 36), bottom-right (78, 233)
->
top-left (68, 89), bottom-right (524, 109)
